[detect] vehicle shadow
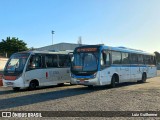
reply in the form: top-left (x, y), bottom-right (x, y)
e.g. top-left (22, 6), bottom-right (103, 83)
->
top-left (88, 81), bottom-right (149, 90)
top-left (0, 86), bottom-right (94, 110)
top-left (0, 84), bottom-right (73, 95)
top-left (112, 81), bottom-right (148, 88)
top-left (0, 81), bottom-right (148, 94)
top-left (0, 89), bottom-right (15, 95)
top-left (0, 81), bottom-right (149, 110)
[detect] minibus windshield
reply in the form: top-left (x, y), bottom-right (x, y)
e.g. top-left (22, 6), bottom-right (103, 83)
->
top-left (4, 53), bottom-right (29, 74)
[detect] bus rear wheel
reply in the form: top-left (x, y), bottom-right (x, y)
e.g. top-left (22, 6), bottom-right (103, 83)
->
top-left (141, 73), bottom-right (147, 83)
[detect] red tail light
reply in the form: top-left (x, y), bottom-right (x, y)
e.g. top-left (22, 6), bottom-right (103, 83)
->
top-left (46, 72), bottom-right (48, 78)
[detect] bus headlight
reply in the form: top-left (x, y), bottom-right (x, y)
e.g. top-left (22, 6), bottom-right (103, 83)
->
top-left (71, 74), bottom-right (75, 78)
top-left (92, 73), bottom-right (97, 78)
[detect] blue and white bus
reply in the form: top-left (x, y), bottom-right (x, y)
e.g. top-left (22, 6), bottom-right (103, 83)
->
top-left (71, 45), bottom-right (157, 87)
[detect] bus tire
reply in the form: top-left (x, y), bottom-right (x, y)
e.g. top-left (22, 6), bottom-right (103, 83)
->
top-left (141, 73), bottom-right (147, 83)
top-left (70, 82), bottom-right (74, 85)
top-left (110, 76), bottom-right (116, 88)
top-left (57, 83), bottom-right (64, 86)
top-left (28, 81), bottom-right (37, 90)
top-left (13, 87), bottom-right (20, 91)
top-left (87, 85), bottom-right (93, 88)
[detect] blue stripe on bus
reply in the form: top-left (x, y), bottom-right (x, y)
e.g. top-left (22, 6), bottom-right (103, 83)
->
top-left (72, 73), bottom-right (96, 79)
top-left (110, 64), bottom-right (156, 67)
top-left (72, 75), bottom-right (93, 79)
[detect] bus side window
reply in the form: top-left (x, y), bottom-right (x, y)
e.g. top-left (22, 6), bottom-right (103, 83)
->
top-left (112, 51), bottom-right (121, 64)
top-left (65, 55), bottom-right (72, 67)
top-left (68, 52), bottom-right (73, 66)
top-left (35, 56), bottom-right (41, 68)
top-left (122, 53), bottom-right (129, 64)
top-left (101, 51), bottom-right (106, 66)
top-left (45, 55), bottom-right (58, 68)
top-left (58, 55), bottom-right (70, 67)
top-left (101, 50), bottom-right (111, 69)
top-left (150, 55), bottom-right (156, 65)
top-left (28, 55), bottom-right (42, 70)
top-left (53, 55), bottom-right (58, 67)
top-left (58, 55), bottom-right (65, 67)
top-left (106, 52), bottom-right (111, 66)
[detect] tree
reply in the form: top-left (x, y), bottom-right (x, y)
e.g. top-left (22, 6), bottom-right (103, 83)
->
top-left (29, 47), bottom-right (36, 51)
top-left (0, 37), bottom-right (28, 57)
top-left (154, 51), bottom-right (160, 64)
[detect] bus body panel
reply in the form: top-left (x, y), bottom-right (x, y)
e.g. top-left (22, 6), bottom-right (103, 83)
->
top-left (23, 68), bottom-right (71, 87)
top-left (99, 69), bottom-right (111, 85)
top-left (146, 66), bottom-right (157, 78)
top-left (71, 65), bottom-right (157, 86)
top-left (120, 66), bottom-right (131, 82)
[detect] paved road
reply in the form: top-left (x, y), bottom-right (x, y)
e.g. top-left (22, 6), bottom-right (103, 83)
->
top-left (0, 71), bottom-right (160, 119)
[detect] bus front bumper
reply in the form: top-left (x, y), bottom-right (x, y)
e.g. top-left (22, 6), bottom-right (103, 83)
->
top-left (71, 78), bottom-right (100, 86)
top-left (3, 77), bottom-right (25, 88)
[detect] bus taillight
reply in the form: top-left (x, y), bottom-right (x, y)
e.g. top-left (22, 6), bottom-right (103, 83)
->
top-left (46, 72), bottom-right (48, 79)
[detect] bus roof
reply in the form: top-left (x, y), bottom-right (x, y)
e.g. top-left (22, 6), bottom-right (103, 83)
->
top-left (15, 50), bottom-right (73, 55)
top-left (75, 45), bottom-right (154, 56)
top-left (103, 46), bottom-right (154, 56)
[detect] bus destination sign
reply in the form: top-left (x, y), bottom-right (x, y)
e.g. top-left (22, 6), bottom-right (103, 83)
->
top-left (77, 48), bottom-right (97, 52)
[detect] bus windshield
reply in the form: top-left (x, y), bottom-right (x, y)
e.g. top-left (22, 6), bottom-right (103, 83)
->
top-left (72, 52), bottom-right (98, 73)
top-left (4, 53), bottom-right (30, 74)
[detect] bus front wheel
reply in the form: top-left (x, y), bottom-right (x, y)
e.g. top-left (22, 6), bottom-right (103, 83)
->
top-left (110, 76), bottom-right (116, 88)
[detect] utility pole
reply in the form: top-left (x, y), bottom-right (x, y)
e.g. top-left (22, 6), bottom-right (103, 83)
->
top-left (78, 36), bottom-right (82, 46)
top-left (51, 30), bottom-right (54, 45)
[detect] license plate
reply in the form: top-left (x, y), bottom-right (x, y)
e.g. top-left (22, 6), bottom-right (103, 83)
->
top-left (79, 80), bottom-right (84, 83)
top-left (6, 82), bottom-right (14, 86)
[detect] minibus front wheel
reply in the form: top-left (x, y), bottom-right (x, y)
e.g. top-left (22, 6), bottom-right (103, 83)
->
top-left (28, 80), bottom-right (38, 90)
